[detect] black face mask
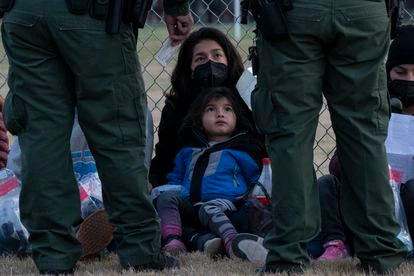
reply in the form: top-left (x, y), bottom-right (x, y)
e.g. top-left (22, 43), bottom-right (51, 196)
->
top-left (192, 60), bottom-right (229, 88)
top-left (388, 80), bottom-right (414, 108)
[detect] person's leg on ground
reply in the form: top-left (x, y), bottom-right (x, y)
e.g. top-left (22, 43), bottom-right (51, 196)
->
top-left (316, 175), bottom-right (349, 260)
top-left (199, 199), bottom-right (267, 264)
top-left (155, 190), bottom-right (187, 255)
top-left (199, 199), bottom-right (238, 257)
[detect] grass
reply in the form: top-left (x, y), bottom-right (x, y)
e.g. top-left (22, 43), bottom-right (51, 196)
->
top-left (1, 252), bottom-right (414, 275)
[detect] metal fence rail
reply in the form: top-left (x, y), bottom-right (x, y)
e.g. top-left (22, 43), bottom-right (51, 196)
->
top-left (0, 1), bottom-right (336, 176)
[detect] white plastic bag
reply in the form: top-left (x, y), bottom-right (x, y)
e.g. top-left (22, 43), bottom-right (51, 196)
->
top-left (0, 168), bottom-right (30, 256)
top-left (236, 67), bottom-right (256, 110)
top-left (389, 165), bottom-right (413, 251)
top-left (78, 172), bottom-right (103, 219)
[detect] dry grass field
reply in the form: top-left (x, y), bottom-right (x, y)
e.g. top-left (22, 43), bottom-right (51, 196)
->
top-left (1, 252), bottom-right (414, 275)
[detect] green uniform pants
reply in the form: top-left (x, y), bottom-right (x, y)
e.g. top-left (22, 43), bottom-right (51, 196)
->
top-left (251, 0), bottom-right (407, 273)
top-left (1, 0), bottom-right (160, 271)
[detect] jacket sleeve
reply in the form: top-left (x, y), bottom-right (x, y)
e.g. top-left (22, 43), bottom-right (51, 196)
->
top-left (149, 101), bottom-right (182, 187)
top-left (163, 0), bottom-right (190, 16)
top-left (166, 148), bottom-right (189, 185)
top-left (237, 153), bottom-right (261, 186)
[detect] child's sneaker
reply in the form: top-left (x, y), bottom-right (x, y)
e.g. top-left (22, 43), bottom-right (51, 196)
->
top-left (203, 237), bottom-right (224, 257)
top-left (231, 233), bottom-right (268, 265)
top-left (187, 231), bottom-right (224, 256)
top-left (317, 240), bottom-right (349, 261)
top-left (161, 239), bottom-right (187, 256)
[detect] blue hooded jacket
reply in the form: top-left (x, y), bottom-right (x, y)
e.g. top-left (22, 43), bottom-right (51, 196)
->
top-left (165, 131), bottom-right (265, 203)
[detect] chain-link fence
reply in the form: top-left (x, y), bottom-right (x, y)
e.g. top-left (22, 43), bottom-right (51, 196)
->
top-left (398, 0), bottom-right (414, 27)
top-left (0, 1), bottom-right (336, 176)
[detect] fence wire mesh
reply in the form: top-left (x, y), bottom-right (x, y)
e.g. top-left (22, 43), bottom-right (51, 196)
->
top-left (0, 0), bottom-right (336, 176)
top-left (398, 0), bottom-right (414, 27)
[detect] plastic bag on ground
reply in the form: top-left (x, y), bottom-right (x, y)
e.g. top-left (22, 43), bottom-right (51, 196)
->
top-left (389, 165), bottom-right (413, 251)
top-left (78, 172), bottom-right (103, 219)
top-left (0, 168), bottom-right (30, 256)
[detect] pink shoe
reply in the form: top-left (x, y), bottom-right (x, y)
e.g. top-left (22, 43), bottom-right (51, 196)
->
top-left (317, 240), bottom-right (350, 261)
top-left (161, 239), bottom-right (187, 256)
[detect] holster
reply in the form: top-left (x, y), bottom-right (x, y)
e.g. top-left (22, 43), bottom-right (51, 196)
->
top-left (248, 0), bottom-right (291, 43)
top-left (0, 0), bottom-right (15, 18)
top-left (123, 0), bottom-right (153, 28)
top-left (66, 0), bottom-right (152, 34)
top-left (90, 0), bottom-right (109, 20)
top-left (66, 0), bottom-right (92, 15)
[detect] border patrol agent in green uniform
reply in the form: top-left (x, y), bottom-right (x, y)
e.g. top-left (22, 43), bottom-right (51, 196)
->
top-left (250, 0), bottom-right (407, 273)
top-left (0, 0), bottom-right (192, 274)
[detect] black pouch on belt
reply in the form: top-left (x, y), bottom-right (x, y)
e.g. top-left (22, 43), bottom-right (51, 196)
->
top-left (90, 0), bottom-right (109, 19)
top-left (124, 0), bottom-right (153, 28)
top-left (66, 0), bottom-right (91, 15)
top-left (0, 0), bottom-right (15, 18)
top-left (251, 0), bottom-right (290, 43)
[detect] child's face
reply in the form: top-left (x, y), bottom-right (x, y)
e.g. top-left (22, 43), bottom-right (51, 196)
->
top-left (202, 97), bottom-right (236, 142)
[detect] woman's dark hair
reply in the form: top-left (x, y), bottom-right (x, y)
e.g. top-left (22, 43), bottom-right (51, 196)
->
top-left (180, 87), bottom-right (255, 138)
top-left (167, 27), bottom-right (244, 111)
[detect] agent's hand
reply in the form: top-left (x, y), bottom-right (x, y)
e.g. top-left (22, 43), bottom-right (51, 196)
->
top-left (165, 13), bottom-right (193, 46)
top-left (0, 113), bottom-right (9, 168)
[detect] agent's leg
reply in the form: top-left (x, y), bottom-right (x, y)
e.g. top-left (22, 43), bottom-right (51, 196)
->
top-left (49, 6), bottom-right (163, 268)
top-left (326, 0), bottom-right (406, 272)
top-left (2, 1), bottom-right (80, 272)
top-left (252, 0), bottom-right (328, 271)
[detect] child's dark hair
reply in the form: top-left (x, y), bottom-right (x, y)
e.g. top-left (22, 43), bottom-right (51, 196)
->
top-left (167, 27), bottom-right (244, 111)
top-left (181, 87), bottom-right (255, 137)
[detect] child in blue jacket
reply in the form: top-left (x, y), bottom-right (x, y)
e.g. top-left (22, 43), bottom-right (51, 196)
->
top-left (154, 87), bottom-right (267, 261)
